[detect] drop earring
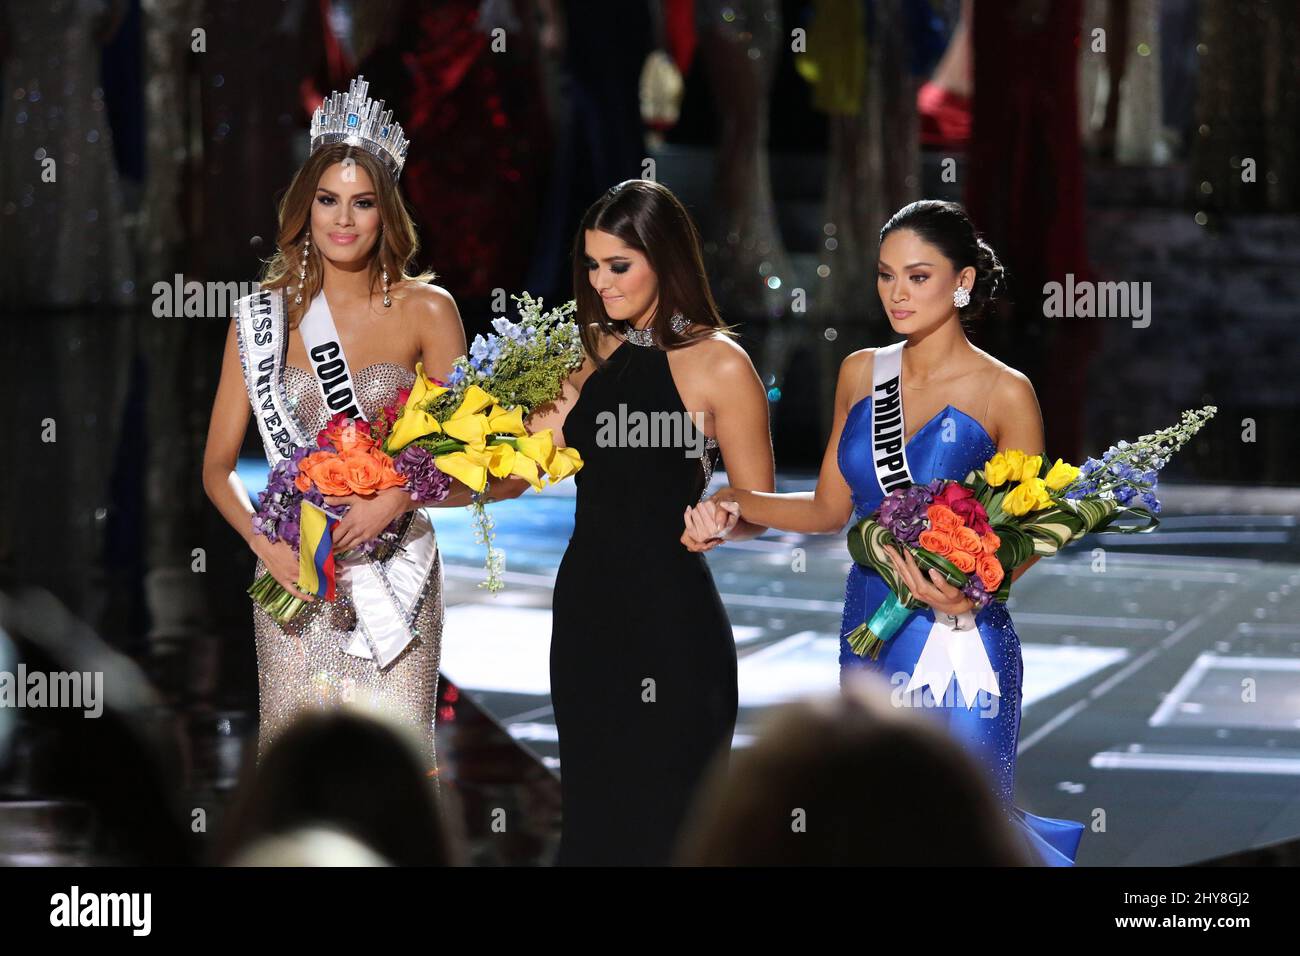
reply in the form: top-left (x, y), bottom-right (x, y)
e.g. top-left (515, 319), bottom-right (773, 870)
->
top-left (953, 285), bottom-right (970, 309)
top-left (382, 265), bottom-right (391, 307)
top-left (295, 233), bottom-right (310, 305)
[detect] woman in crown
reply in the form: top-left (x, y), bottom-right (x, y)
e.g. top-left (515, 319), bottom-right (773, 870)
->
top-left (203, 78), bottom-right (501, 772)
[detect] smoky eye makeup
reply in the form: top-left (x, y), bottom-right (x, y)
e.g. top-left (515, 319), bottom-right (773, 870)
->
top-left (316, 192), bottom-right (376, 207)
top-left (584, 257), bottom-right (632, 274)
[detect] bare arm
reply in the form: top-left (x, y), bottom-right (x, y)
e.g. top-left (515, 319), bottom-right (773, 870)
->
top-left (988, 366), bottom-right (1047, 583)
top-left (689, 340), bottom-right (775, 543)
top-left (702, 350), bottom-right (866, 536)
top-left (201, 318), bottom-right (260, 548)
top-left (201, 317), bottom-right (321, 599)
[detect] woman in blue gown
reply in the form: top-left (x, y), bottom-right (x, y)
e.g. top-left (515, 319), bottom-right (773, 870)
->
top-left (686, 200), bottom-right (1085, 865)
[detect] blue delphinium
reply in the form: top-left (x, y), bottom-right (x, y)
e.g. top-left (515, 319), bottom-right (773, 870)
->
top-left (1056, 406), bottom-right (1216, 513)
top-left (469, 332), bottom-right (503, 376)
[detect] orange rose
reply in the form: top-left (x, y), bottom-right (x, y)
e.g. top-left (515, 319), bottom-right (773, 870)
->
top-left (980, 531), bottom-right (1001, 555)
top-left (952, 526), bottom-right (983, 555)
top-left (343, 451), bottom-right (385, 494)
top-left (376, 453), bottom-right (405, 490)
top-left (294, 451), bottom-right (334, 492)
top-left (308, 457), bottom-right (352, 496)
top-left (918, 529), bottom-right (954, 556)
top-left (977, 553), bottom-right (1005, 590)
top-left (320, 418), bottom-right (376, 455)
top-left (949, 549), bottom-right (977, 574)
top-left (926, 504), bottom-right (962, 533)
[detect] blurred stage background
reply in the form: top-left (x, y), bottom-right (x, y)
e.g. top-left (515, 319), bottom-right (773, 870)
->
top-left (2, 0), bottom-right (1299, 865)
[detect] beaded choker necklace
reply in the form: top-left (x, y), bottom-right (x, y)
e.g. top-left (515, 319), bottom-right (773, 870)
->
top-left (623, 312), bottom-right (689, 347)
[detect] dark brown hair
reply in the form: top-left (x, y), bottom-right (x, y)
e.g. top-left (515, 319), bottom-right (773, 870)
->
top-left (213, 710), bottom-right (459, 866)
top-left (880, 199), bottom-right (1006, 320)
top-left (675, 673), bottom-right (1035, 866)
top-left (573, 179), bottom-right (736, 366)
top-left (260, 143), bottom-right (435, 328)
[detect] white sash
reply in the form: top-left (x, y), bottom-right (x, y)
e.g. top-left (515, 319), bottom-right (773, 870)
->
top-left (871, 341), bottom-right (999, 707)
top-left (234, 288), bottom-right (310, 467)
top-left (298, 291), bottom-right (366, 422)
top-left (869, 342), bottom-right (914, 494)
top-left (234, 287), bottom-right (440, 670)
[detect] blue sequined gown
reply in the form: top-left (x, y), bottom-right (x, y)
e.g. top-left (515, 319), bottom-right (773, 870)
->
top-left (837, 395), bottom-right (1085, 866)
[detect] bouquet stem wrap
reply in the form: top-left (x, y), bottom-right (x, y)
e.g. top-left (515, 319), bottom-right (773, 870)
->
top-left (844, 518), bottom-right (967, 658)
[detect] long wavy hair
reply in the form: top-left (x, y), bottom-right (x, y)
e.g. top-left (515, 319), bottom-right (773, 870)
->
top-left (573, 179), bottom-right (736, 367)
top-left (260, 143), bottom-right (435, 328)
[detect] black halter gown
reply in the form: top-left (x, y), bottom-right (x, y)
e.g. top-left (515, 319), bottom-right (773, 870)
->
top-left (549, 333), bottom-right (738, 866)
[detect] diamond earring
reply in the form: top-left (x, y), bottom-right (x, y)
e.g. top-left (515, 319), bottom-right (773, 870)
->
top-left (295, 234), bottom-right (310, 305)
top-left (382, 265), bottom-right (391, 307)
top-left (953, 285), bottom-right (971, 309)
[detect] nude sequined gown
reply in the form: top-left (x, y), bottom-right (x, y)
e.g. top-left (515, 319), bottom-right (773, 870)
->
top-left (250, 362), bottom-right (444, 769)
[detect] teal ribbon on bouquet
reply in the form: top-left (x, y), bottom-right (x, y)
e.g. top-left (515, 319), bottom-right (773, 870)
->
top-left (844, 518), bottom-right (972, 659)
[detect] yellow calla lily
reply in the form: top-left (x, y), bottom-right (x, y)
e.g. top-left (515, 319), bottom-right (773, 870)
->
top-left (411, 361), bottom-right (450, 406)
top-left (386, 361), bottom-right (448, 453)
top-left (486, 441), bottom-right (544, 491)
top-left (515, 430), bottom-right (556, 469)
top-left (448, 384), bottom-right (498, 420)
top-left (545, 445), bottom-right (584, 481)
top-left (442, 412), bottom-right (492, 445)
top-left (486, 404), bottom-right (527, 437)
top-left (387, 408), bottom-right (442, 453)
top-left (434, 445), bottom-right (493, 493)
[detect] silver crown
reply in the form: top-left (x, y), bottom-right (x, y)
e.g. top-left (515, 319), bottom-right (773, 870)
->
top-left (309, 75), bottom-right (409, 179)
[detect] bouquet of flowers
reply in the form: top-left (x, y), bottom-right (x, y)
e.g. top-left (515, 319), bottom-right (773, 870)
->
top-left (247, 414), bottom-right (453, 624)
top-left (380, 293), bottom-right (586, 591)
top-left (844, 405), bottom-right (1218, 658)
top-left (249, 293), bottom-right (587, 622)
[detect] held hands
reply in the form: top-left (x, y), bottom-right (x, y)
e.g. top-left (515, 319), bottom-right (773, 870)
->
top-left (323, 487), bottom-right (411, 553)
top-left (681, 497), bottom-right (742, 553)
top-left (883, 544), bottom-right (975, 618)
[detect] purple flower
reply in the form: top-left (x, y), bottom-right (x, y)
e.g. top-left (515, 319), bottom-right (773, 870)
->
top-left (874, 483), bottom-right (934, 546)
top-left (395, 446), bottom-right (453, 503)
top-left (962, 575), bottom-right (992, 612)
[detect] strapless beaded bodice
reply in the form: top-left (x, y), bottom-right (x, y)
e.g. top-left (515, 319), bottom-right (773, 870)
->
top-left (251, 359), bottom-right (440, 771)
top-left (283, 362), bottom-right (416, 437)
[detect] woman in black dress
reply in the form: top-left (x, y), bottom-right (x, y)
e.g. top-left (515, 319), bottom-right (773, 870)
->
top-left (521, 179), bottom-right (775, 865)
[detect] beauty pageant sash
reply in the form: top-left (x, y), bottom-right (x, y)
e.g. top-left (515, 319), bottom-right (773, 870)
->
top-left (871, 342), bottom-right (998, 707)
top-left (235, 288), bottom-right (440, 669)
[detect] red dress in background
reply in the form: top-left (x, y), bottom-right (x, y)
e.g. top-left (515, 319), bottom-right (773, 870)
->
top-left (358, 0), bottom-right (548, 301)
top-left (965, 0), bottom-right (1095, 463)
